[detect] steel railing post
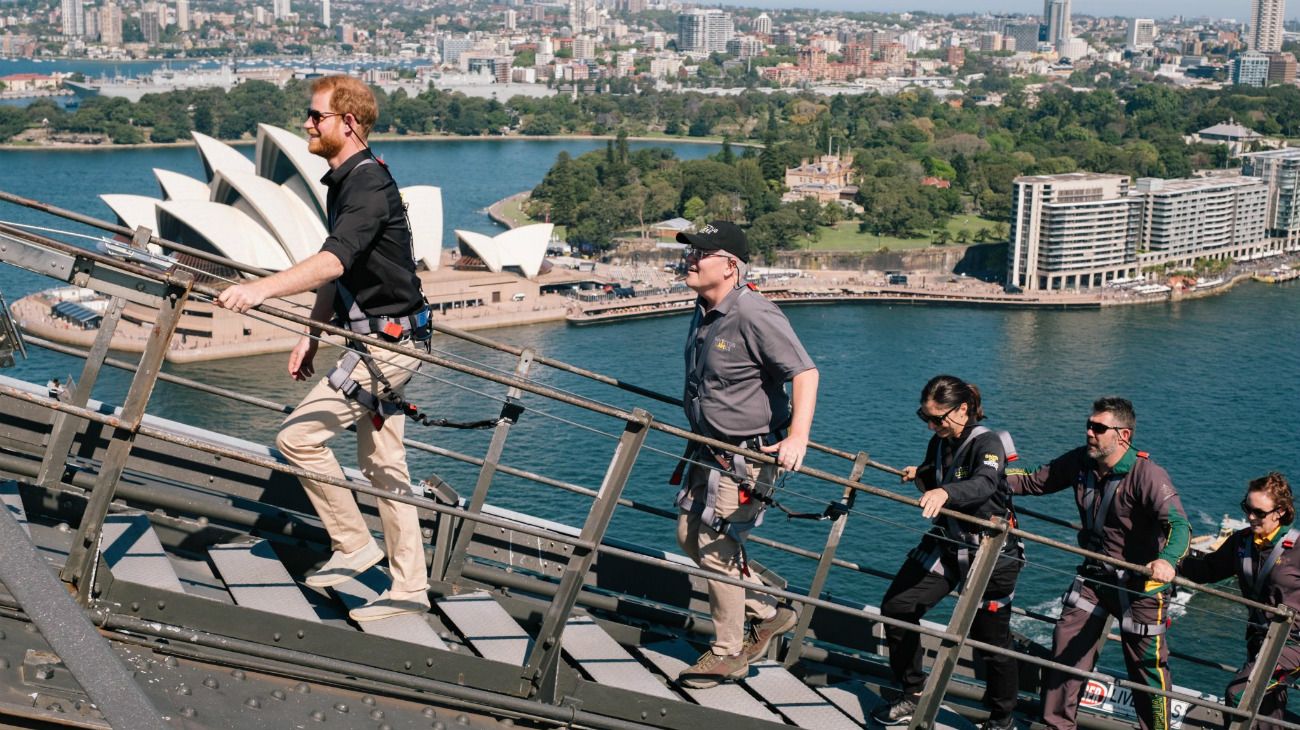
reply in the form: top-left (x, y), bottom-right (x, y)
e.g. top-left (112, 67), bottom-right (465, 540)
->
top-left (519, 408), bottom-right (651, 701)
top-left (1227, 607), bottom-right (1295, 730)
top-left (61, 272), bottom-right (193, 602)
top-left (909, 518), bottom-right (1010, 730)
top-left (783, 451), bottom-right (869, 666)
top-left (36, 227), bottom-right (152, 489)
top-left (441, 349), bottom-right (533, 586)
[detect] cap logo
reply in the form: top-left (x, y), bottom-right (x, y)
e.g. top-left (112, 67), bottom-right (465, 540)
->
top-left (700, 224), bottom-right (719, 235)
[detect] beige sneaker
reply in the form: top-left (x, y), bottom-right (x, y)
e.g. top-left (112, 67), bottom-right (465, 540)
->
top-left (677, 650), bottom-right (749, 689)
top-left (745, 606), bottom-right (798, 661)
top-left (348, 589), bottom-right (431, 622)
top-left (304, 541), bottom-right (384, 588)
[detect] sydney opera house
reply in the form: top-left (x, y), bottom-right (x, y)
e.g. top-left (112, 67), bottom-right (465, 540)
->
top-left (20, 124), bottom-right (585, 361)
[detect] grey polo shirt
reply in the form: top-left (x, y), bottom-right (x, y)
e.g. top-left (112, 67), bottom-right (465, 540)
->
top-left (684, 286), bottom-right (816, 439)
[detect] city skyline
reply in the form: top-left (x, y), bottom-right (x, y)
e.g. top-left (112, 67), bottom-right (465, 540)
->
top-left (719, 0), bottom-right (1295, 22)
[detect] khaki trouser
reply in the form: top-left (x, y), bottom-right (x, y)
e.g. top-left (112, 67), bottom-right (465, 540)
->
top-left (276, 344), bottom-right (428, 594)
top-left (676, 457), bottom-right (778, 656)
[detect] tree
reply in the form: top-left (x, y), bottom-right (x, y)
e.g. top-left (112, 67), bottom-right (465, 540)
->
top-left (683, 196), bottom-right (707, 222)
top-left (955, 229), bottom-right (970, 244)
top-left (933, 229), bottom-right (952, 245)
top-left (0, 106), bottom-right (27, 142)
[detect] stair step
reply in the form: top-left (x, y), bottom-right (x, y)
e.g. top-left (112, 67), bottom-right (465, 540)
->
top-left (638, 639), bottom-right (784, 720)
top-left (0, 480), bottom-right (28, 536)
top-left (331, 567), bottom-right (447, 649)
top-left (820, 682), bottom-right (976, 730)
top-left (744, 661), bottom-right (861, 730)
top-left (437, 590), bottom-right (531, 665)
top-left (101, 513), bottom-right (185, 593)
top-left (208, 540), bottom-right (318, 620)
top-left (562, 616), bottom-right (679, 701)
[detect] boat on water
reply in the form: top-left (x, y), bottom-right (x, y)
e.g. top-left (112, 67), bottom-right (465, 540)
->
top-left (0, 199), bottom-right (1292, 730)
top-left (1252, 266), bottom-right (1300, 284)
top-left (1189, 515), bottom-right (1250, 559)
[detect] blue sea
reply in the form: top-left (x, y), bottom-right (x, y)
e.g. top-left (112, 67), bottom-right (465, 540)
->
top-left (0, 138), bottom-right (1297, 695)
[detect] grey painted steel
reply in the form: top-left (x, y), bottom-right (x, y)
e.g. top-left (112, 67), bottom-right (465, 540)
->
top-left (521, 409), bottom-right (652, 699)
top-left (35, 227), bottom-right (141, 490)
top-left (637, 639), bottom-right (784, 721)
top-left (100, 513), bottom-right (187, 593)
top-left (0, 488), bottom-right (169, 730)
top-left (1227, 609), bottom-right (1294, 730)
top-left (743, 660), bottom-right (860, 730)
top-left (820, 682), bottom-right (976, 730)
top-left (786, 450), bottom-right (869, 666)
top-left (0, 479), bottom-right (27, 536)
top-left (208, 540), bottom-right (321, 622)
top-left (331, 566), bottom-right (448, 649)
top-left (438, 590), bottom-right (532, 664)
top-left (561, 616), bottom-right (679, 701)
top-left (910, 523), bottom-right (1010, 730)
top-left (443, 348), bottom-right (534, 586)
top-left (63, 274), bottom-right (194, 600)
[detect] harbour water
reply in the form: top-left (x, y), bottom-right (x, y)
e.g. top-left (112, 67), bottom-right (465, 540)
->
top-left (0, 139), bottom-right (1298, 694)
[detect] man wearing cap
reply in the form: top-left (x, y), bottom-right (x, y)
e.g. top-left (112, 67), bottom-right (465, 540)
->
top-left (673, 221), bottom-right (819, 688)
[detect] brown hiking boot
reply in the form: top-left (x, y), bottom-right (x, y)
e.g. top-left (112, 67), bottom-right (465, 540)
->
top-left (678, 650), bottom-right (749, 689)
top-left (745, 606), bottom-right (798, 661)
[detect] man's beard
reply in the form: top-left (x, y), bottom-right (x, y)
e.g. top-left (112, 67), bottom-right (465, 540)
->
top-left (309, 132), bottom-right (344, 159)
top-left (1086, 442), bottom-right (1113, 461)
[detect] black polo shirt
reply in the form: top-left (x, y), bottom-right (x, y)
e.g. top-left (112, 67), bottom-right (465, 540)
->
top-left (319, 151), bottom-right (423, 317)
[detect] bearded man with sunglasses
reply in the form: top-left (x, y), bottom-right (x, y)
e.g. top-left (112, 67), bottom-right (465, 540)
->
top-left (1008, 397), bottom-right (1190, 730)
top-left (672, 221), bottom-right (819, 688)
top-left (217, 75), bottom-right (431, 622)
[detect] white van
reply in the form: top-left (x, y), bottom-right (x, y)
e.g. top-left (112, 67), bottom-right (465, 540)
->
top-left (511, 293), bottom-right (526, 302)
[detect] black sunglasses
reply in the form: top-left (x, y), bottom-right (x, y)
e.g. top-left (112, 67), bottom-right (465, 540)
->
top-left (1086, 420), bottom-right (1128, 435)
top-left (685, 248), bottom-right (727, 261)
top-left (917, 404), bottom-right (958, 427)
top-left (1241, 500), bottom-right (1278, 520)
top-left (306, 108), bottom-right (341, 124)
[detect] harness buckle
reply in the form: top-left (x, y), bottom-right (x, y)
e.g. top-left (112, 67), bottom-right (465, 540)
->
top-left (382, 321), bottom-right (404, 338)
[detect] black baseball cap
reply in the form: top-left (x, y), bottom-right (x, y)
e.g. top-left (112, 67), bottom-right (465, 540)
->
top-left (676, 221), bottom-right (749, 263)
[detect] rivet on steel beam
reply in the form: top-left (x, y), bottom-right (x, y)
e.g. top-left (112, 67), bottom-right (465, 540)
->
top-left (271, 689), bottom-right (286, 701)
top-left (297, 630), bottom-right (305, 639)
top-left (422, 707), bottom-right (437, 717)
top-left (202, 677), bottom-right (219, 689)
top-left (45, 702), bottom-right (64, 713)
top-left (273, 632), bottom-right (282, 642)
top-left (156, 600), bottom-right (166, 610)
top-left (362, 695), bottom-right (376, 705)
top-left (231, 669), bottom-right (246, 680)
top-left (334, 702), bottom-right (349, 713)
top-left (370, 709), bottom-right (384, 720)
top-left (294, 682), bottom-right (311, 693)
top-left (180, 707), bottom-right (196, 718)
top-left (456, 714), bottom-right (470, 725)
top-left (164, 656), bottom-right (179, 667)
top-left (426, 657), bottom-right (435, 667)
top-left (404, 660), bottom-right (413, 670)
top-left (310, 710), bottom-right (326, 722)
top-left (245, 698), bottom-right (261, 709)
top-left (176, 683), bottom-right (191, 696)
top-left (130, 602), bottom-right (140, 612)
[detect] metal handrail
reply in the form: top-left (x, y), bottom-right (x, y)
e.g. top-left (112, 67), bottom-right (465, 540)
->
top-left (0, 203), bottom-right (1292, 728)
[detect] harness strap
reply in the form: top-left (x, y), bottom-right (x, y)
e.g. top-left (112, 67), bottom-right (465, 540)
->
top-left (1081, 470), bottom-right (1123, 551)
top-left (1243, 527), bottom-right (1300, 598)
top-left (1062, 574), bottom-right (1168, 636)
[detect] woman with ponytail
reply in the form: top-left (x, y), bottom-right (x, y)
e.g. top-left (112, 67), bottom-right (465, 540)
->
top-left (870, 375), bottom-right (1024, 730)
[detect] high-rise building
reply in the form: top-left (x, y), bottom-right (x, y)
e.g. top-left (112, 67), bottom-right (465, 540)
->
top-left (1007, 23), bottom-right (1040, 53)
top-left (271, 0), bottom-right (289, 21)
top-left (99, 2), bottom-right (122, 45)
top-left (1234, 51), bottom-right (1271, 86)
top-left (321, 0), bottom-right (330, 28)
top-left (1009, 173), bottom-right (1134, 291)
top-left (1268, 51), bottom-right (1297, 85)
top-left (140, 3), bottom-right (161, 44)
top-left (504, 9), bottom-right (516, 30)
top-left (677, 9), bottom-right (733, 54)
top-left (1046, 0), bottom-right (1071, 46)
top-left (753, 12), bottom-right (771, 36)
top-left (1126, 18), bottom-right (1155, 51)
top-left (61, 0), bottom-right (84, 37)
top-left (176, 0), bottom-right (190, 30)
top-left (1009, 172), bottom-right (1271, 291)
top-left (571, 35), bottom-right (596, 60)
top-left (568, 0), bottom-right (592, 33)
top-left (439, 36), bottom-right (474, 64)
top-left (1249, 0), bottom-right (1285, 53)
top-left (1243, 147), bottom-right (1300, 250)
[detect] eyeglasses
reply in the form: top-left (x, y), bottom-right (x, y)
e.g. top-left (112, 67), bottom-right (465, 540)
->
top-left (306, 108), bottom-right (341, 125)
top-left (917, 404), bottom-right (958, 427)
top-left (685, 248), bottom-right (728, 261)
top-left (1241, 500), bottom-right (1279, 520)
top-left (1086, 420), bottom-right (1128, 435)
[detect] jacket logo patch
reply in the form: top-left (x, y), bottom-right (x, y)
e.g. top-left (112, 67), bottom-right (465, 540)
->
top-left (983, 453), bottom-right (1000, 469)
top-left (955, 467), bottom-right (970, 479)
top-left (713, 337), bottom-right (735, 352)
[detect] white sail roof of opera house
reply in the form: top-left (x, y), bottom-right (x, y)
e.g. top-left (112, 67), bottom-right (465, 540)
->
top-left (191, 131), bottom-right (254, 181)
top-left (210, 170), bottom-right (327, 264)
top-left (153, 169), bottom-right (210, 201)
top-left (455, 223), bottom-right (553, 279)
top-left (156, 200), bottom-right (293, 271)
top-left (255, 123), bottom-right (328, 222)
top-left (402, 185), bottom-right (443, 272)
top-left (92, 124), bottom-right (444, 275)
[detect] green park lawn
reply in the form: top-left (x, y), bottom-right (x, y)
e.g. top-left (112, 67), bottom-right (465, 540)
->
top-left (801, 214), bottom-right (1006, 252)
